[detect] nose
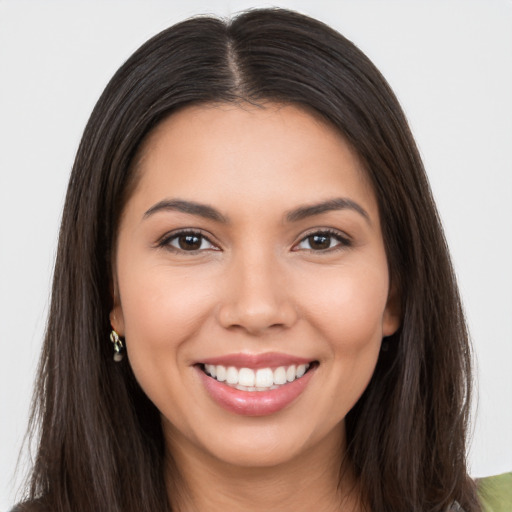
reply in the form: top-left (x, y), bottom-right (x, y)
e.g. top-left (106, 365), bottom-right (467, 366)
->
top-left (216, 250), bottom-right (298, 335)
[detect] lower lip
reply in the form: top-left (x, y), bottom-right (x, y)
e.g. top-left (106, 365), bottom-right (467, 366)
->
top-left (198, 365), bottom-right (316, 416)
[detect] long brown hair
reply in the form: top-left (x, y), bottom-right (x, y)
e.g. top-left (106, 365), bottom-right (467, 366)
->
top-left (19, 8), bottom-right (479, 512)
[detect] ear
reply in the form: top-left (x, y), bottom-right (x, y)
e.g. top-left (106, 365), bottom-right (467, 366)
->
top-left (110, 280), bottom-right (125, 337)
top-left (382, 283), bottom-right (401, 337)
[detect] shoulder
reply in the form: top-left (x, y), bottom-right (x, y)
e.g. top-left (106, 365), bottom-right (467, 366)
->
top-left (476, 472), bottom-right (512, 512)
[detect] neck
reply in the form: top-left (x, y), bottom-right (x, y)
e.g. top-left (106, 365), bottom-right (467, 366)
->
top-left (164, 423), bottom-right (362, 512)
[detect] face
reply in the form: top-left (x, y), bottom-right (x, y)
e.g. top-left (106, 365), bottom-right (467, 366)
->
top-left (112, 103), bottom-right (400, 470)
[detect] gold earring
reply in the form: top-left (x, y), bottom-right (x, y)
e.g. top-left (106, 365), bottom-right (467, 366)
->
top-left (110, 330), bottom-right (124, 362)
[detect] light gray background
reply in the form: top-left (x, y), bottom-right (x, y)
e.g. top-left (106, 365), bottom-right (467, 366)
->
top-left (1, 1), bottom-right (511, 509)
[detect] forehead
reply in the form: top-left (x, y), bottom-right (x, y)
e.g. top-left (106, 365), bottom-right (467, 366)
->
top-left (128, 102), bottom-right (378, 220)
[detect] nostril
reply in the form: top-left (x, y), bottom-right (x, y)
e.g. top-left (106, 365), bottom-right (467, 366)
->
top-left (217, 300), bottom-right (298, 334)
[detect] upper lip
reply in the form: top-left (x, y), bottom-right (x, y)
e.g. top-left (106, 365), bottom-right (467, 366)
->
top-left (197, 352), bottom-right (314, 369)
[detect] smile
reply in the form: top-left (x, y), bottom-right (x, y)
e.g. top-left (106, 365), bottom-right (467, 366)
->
top-left (197, 355), bottom-right (318, 416)
top-left (202, 363), bottom-right (311, 391)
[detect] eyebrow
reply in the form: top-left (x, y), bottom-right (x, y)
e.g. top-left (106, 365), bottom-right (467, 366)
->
top-left (285, 198), bottom-right (371, 224)
top-left (143, 197), bottom-right (370, 225)
top-left (143, 199), bottom-right (228, 223)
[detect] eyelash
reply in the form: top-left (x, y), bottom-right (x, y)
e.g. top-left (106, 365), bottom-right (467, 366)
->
top-left (157, 230), bottom-right (219, 253)
top-left (157, 228), bottom-right (352, 254)
top-left (293, 229), bottom-right (352, 253)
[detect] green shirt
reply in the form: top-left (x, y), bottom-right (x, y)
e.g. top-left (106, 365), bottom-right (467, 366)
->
top-left (477, 472), bottom-right (512, 512)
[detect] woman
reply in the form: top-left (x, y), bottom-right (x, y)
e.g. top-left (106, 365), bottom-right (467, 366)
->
top-left (13, 8), bottom-right (488, 512)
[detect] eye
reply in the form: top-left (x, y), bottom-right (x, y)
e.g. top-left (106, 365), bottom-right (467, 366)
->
top-left (294, 230), bottom-right (351, 252)
top-left (160, 231), bottom-right (217, 252)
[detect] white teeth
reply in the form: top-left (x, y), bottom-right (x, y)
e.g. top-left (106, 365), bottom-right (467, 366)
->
top-left (255, 368), bottom-right (274, 387)
top-left (205, 364), bottom-right (216, 378)
top-left (238, 368), bottom-right (255, 387)
top-left (215, 365), bottom-right (226, 382)
top-left (203, 362), bottom-right (311, 390)
top-left (296, 364), bottom-right (307, 378)
top-left (273, 366), bottom-right (287, 385)
top-left (226, 366), bottom-right (238, 385)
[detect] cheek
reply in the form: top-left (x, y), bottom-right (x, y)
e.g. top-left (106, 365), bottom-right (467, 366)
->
top-left (302, 261), bottom-right (390, 353)
top-left (115, 261), bottom-right (219, 424)
top-left (296, 259), bottom-right (389, 406)
top-left (116, 261), bottom-right (217, 363)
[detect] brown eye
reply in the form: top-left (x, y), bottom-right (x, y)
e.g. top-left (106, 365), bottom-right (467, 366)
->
top-left (178, 234), bottom-right (202, 250)
top-left (307, 234), bottom-right (331, 250)
top-left (164, 232), bottom-right (216, 252)
top-left (295, 230), bottom-right (351, 252)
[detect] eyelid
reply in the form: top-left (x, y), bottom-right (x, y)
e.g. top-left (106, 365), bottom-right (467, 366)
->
top-left (292, 228), bottom-right (352, 252)
top-left (156, 228), bottom-right (221, 252)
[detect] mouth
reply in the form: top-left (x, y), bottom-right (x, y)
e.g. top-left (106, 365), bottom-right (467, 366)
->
top-left (199, 362), bottom-right (316, 392)
top-left (195, 353), bottom-right (318, 416)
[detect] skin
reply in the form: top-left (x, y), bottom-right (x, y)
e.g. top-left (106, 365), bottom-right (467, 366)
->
top-left (111, 103), bottom-right (400, 511)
